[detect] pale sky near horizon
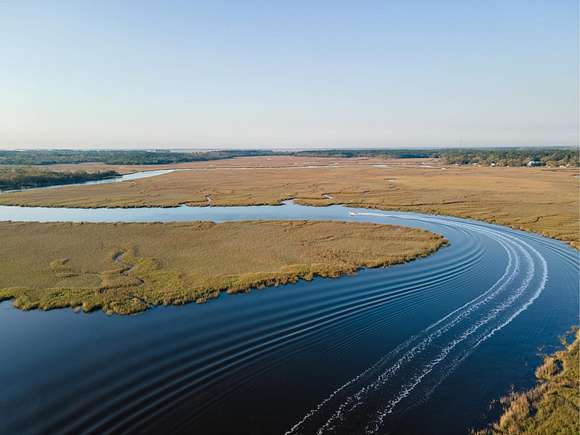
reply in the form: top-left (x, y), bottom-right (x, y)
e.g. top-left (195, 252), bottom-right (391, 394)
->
top-left (1, 0), bottom-right (578, 149)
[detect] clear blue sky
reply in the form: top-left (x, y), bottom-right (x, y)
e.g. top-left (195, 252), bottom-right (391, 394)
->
top-left (1, 0), bottom-right (578, 149)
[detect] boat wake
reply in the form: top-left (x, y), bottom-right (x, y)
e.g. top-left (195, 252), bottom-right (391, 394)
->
top-left (286, 213), bottom-right (548, 435)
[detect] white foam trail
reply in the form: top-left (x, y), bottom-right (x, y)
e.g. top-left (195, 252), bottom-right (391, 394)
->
top-left (317, 230), bottom-right (524, 433)
top-left (370, 244), bottom-right (534, 423)
top-left (366, 233), bottom-right (548, 433)
top-left (287, 233), bottom-right (518, 435)
top-left (286, 212), bottom-right (549, 435)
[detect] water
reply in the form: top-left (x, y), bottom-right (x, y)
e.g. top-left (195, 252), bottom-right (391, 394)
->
top-left (0, 202), bottom-right (577, 435)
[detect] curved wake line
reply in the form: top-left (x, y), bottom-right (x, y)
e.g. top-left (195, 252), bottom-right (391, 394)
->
top-left (320, 232), bottom-right (528, 434)
top-left (315, 240), bottom-right (521, 434)
top-left (286, 213), bottom-right (549, 435)
top-left (366, 241), bottom-right (542, 432)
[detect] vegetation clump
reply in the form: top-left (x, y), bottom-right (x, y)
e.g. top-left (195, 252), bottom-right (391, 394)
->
top-left (0, 166), bottom-right (119, 191)
top-left (293, 148), bottom-right (579, 167)
top-left (441, 148), bottom-right (578, 167)
top-left (0, 220), bottom-right (446, 315)
top-left (473, 328), bottom-right (579, 435)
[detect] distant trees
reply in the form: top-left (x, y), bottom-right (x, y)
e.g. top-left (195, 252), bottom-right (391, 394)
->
top-left (0, 149), bottom-right (279, 165)
top-left (293, 148), bottom-right (579, 167)
top-left (442, 149), bottom-right (579, 167)
top-left (0, 167), bottom-right (119, 190)
top-left (292, 149), bottom-right (437, 159)
top-left (0, 147), bottom-right (576, 167)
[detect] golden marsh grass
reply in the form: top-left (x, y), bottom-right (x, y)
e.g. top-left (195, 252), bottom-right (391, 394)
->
top-left (474, 328), bottom-right (579, 435)
top-left (0, 220), bottom-right (446, 315)
top-left (0, 157), bottom-right (576, 246)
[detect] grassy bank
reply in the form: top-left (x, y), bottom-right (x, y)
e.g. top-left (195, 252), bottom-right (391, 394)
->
top-left (0, 166), bottom-right (119, 191)
top-left (0, 157), bottom-right (576, 246)
top-left (474, 328), bottom-right (579, 435)
top-left (0, 220), bottom-right (446, 315)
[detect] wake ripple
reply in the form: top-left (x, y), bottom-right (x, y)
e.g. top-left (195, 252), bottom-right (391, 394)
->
top-left (286, 214), bottom-right (548, 435)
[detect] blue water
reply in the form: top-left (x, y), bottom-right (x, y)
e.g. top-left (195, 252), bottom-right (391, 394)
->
top-left (0, 202), bottom-right (577, 435)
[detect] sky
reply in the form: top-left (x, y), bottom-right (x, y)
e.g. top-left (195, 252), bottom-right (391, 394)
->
top-left (0, 0), bottom-right (578, 149)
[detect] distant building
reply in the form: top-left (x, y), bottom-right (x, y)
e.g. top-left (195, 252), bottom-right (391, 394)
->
top-left (527, 160), bottom-right (541, 167)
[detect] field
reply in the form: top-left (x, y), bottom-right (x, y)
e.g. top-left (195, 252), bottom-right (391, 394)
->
top-left (0, 156), bottom-right (577, 246)
top-left (474, 328), bottom-right (579, 435)
top-left (0, 220), bottom-right (445, 315)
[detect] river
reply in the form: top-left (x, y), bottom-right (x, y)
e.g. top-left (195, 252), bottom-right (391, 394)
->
top-left (0, 201), bottom-right (577, 435)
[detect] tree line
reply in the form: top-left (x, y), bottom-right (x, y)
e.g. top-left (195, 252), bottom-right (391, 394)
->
top-left (292, 148), bottom-right (578, 166)
top-left (0, 147), bottom-right (577, 167)
top-left (0, 149), bottom-right (278, 166)
top-left (0, 167), bottom-right (119, 191)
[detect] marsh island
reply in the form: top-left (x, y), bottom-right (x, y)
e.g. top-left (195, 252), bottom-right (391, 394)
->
top-left (0, 220), bottom-right (446, 315)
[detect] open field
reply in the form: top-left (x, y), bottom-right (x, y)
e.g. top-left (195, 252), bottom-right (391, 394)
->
top-left (1, 156), bottom-right (577, 246)
top-left (0, 220), bottom-right (445, 315)
top-left (474, 328), bottom-right (579, 435)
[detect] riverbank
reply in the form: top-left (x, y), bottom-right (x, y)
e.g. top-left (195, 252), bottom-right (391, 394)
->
top-left (0, 166), bottom-right (119, 191)
top-left (474, 328), bottom-right (579, 435)
top-left (0, 220), bottom-right (446, 315)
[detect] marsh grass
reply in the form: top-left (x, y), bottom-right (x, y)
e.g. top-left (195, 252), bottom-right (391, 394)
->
top-left (0, 157), bottom-right (576, 246)
top-left (473, 328), bottom-right (580, 435)
top-left (0, 220), bottom-right (446, 315)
